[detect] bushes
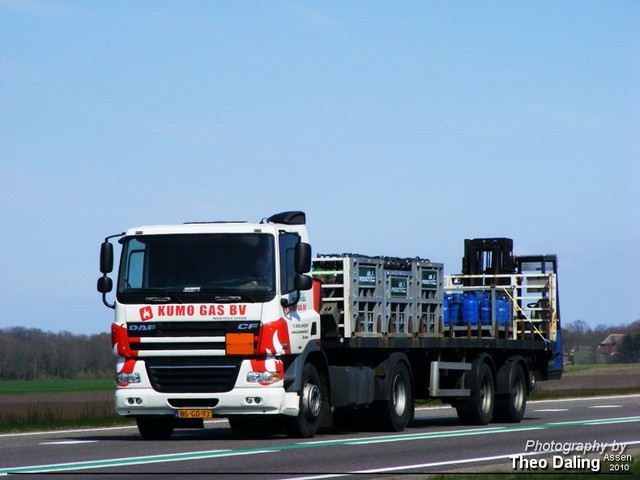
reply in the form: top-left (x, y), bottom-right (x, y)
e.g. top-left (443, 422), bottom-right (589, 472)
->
top-left (618, 333), bottom-right (640, 363)
top-left (0, 328), bottom-right (112, 380)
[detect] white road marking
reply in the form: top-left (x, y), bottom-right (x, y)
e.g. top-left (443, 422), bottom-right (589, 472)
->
top-left (0, 419), bottom-right (227, 438)
top-left (0, 425), bottom-right (137, 439)
top-left (0, 449), bottom-right (273, 476)
top-left (354, 451), bottom-right (544, 475)
top-left (3, 416), bottom-right (640, 477)
top-left (40, 440), bottom-right (98, 445)
top-left (529, 393), bottom-right (640, 403)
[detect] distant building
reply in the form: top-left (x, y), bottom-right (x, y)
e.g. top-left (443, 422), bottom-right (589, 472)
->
top-left (598, 334), bottom-right (625, 356)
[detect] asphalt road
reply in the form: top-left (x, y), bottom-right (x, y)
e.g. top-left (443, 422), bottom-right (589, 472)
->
top-left (1, 394), bottom-right (639, 479)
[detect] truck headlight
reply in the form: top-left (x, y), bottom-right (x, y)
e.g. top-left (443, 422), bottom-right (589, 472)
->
top-left (246, 371), bottom-right (281, 384)
top-left (116, 372), bottom-right (141, 384)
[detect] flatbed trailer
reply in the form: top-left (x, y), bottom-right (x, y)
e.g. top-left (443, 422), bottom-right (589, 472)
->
top-left (312, 248), bottom-right (562, 429)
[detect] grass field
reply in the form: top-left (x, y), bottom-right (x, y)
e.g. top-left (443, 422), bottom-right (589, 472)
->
top-left (0, 378), bottom-right (120, 431)
top-left (0, 378), bottom-right (113, 395)
top-left (563, 363), bottom-right (631, 373)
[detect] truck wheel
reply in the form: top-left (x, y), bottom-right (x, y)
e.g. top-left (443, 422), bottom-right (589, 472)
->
top-left (136, 416), bottom-right (174, 440)
top-left (375, 360), bottom-right (413, 432)
top-left (494, 364), bottom-right (527, 423)
top-left (285, 362), bottom-right (322, 438)
top-left (456, 362), bottom-right (495, 425)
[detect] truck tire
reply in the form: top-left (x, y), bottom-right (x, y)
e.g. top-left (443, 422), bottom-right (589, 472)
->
top-left (285, 362), bottom-right (323, 438)
top-left (136, 416), bottom-right (174, 440)
top-left (456, 362), bottom-right (495, 425)
top-left (494, 363), bottom-right (527, 423)
top-left (375, 359), bottom-right (413, 432)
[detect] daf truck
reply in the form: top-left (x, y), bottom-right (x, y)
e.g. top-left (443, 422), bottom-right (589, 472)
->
top-left (97, 211), bottom-right (562, 439)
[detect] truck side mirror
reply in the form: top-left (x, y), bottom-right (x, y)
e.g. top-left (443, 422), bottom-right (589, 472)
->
top-left (100, 241), bottom-right (114, 274)
top-left (281, 274), bottom-right (313, 308)
top-left (295, 242), bottom-right (312, 274)
top-left (295, 274), bottom-right (312, 291)
top-left (97, 233), bottom-right (124, 309)
top-left (97, 276), bottom-right (113, 293)
top-left (99, 239), bottom-right (114, 307)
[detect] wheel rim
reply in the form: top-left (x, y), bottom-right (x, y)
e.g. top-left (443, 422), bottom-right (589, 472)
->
top-left (513, 374), bottom-right (525, 411)
top-left (302, 380), bottom-right (321, 419)
top-left (479, 375), bottom-right (493, 414)
top-left (392, 374), bottom-right (407, 416)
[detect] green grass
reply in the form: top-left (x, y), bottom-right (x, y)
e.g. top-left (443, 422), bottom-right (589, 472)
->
top-left (562, 363), bottom-right (631, 373)
top-left (571, 351), bottom-right (609, 365)
top-left (0, 378), bottom-right (114, 395)
top-left (530, 386), bottom-right (640, 401)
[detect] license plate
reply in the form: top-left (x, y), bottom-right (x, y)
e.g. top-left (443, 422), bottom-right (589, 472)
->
top-left (175, 409), bottom-right (213, 419)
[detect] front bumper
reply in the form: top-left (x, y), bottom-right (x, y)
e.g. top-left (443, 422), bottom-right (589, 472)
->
top-left (115, 387), bottom-right (300, 417)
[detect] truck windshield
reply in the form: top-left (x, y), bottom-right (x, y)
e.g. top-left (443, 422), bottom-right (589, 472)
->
top-left (117, 233), bottom-right (275, 304)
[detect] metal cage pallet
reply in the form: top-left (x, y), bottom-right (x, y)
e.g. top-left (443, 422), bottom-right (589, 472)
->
top-left (312, 255), bottom-right (443, 339)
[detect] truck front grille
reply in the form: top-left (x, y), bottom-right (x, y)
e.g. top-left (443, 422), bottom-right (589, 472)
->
top-left (145, 357), bottom-right (242, 393)
top-left (131, 321), bottom-right (244, 337)
top-left (127, 321), bottom-right (257, 354)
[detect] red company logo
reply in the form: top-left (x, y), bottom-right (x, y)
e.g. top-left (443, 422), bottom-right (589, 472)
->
top-left (139, 306), bottom-right (153, 321)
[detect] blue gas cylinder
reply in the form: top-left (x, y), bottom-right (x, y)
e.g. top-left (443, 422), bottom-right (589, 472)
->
top-left (450, 293), bottom-right (462, 326)
top-left (443, 294), bottom-right (451, 326)
top-left (462, 292), bottom-right (479, 325)
top-left (479, 291), bottom-right (491, 325)
top-left (497, 294), bottom-right (511, 326)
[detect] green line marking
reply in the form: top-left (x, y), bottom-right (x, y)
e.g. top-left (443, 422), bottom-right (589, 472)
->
top-left (2, 415), bottom-right (639, 475)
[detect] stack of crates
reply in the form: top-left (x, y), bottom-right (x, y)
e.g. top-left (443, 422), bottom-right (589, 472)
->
top-left (312, 255), bottom-right (443, 339)
top-left (384, 258), bottom-right (414, 335)
top-left (414, 261), bottom-right (443, 336)
top-left (351, 257), bottom-right (385, 335)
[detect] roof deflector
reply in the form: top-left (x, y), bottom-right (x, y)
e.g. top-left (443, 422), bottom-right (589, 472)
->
top-left (265, 211), bottom-right (306, 225)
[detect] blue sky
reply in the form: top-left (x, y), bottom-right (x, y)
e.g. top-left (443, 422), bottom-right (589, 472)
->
top-left (1, 1), bottom-right (638, 335)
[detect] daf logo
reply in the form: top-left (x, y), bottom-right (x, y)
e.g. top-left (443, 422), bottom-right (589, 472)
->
top-left (128, 324), bottom-right (157, 332)
top-left (238, 323), bottom-right (259, 330)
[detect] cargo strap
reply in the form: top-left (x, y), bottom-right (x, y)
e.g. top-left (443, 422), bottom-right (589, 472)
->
top-left (502, 288), bottom-right (550, 348)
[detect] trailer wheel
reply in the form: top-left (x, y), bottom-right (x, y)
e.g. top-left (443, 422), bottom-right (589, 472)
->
top-left (529, 370), bottom-right (536, 392)
top-left (375, 360), bottom-right (413, 432)
top-left (456, 362), bottom-right (495, 425)
top-left (285, 362), bottom-right (322, 438)
top-left (494, 364), bottom-right (527, 423)
top-left (136, 416), bottom-right (174, 440)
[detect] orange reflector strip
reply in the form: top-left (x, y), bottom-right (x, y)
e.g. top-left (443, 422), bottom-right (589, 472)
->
top-left (225, 333), bottom-right (255, 355)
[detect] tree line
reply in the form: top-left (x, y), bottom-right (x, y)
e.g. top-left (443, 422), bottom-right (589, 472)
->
top-left (0, 328), bottom-right (112, 381)
top-left (562, 319), bottom-right (640, 364)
